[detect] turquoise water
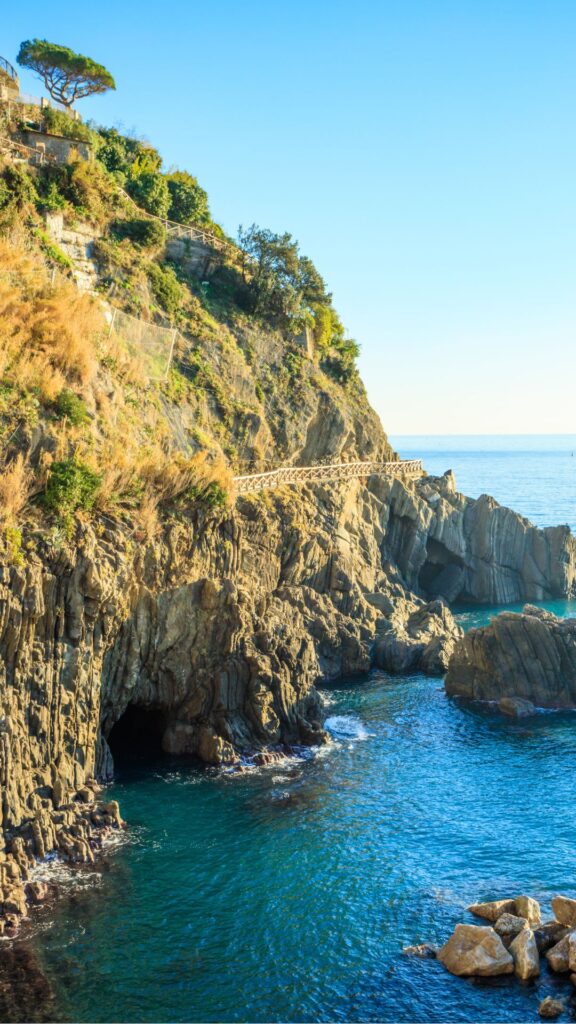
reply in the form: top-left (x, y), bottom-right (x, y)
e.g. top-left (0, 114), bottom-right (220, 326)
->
top-left (9, 437), bottom-right (576, 1023)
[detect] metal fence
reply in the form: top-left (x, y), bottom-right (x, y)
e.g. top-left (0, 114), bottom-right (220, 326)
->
top-left (5, 92), bottom-right (75, 116)
top-left (107, 307), bottom-right (178, 382)
top-left (0, 57), bottom-right (17, 81)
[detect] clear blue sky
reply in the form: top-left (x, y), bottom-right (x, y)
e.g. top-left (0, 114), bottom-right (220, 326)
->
top-left (3, 1), bottom-right (575, 434)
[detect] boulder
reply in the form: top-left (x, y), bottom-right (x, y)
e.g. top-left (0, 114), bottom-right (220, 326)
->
top-left (552, 896), bottom-right (576, 928)
top-left (509, 927), bottom-right (539, 979)
top-left (538, 997), bottom-right (565, 1019)
top-left (468, 898), bottom-right (516, 923)
top-left (437, 924), bottom-right (514, 977)
top-left (515, 895), bottom-right (541, 926)
top-left (494, 913), bottom-right (528, 938)
top-left (534, 922), bottom-right (570, 953)
top-left (446, 607), bottom-right (576, 707)
top-left (546, 934), bottom-right (571, 972)
top-left (25, 881), bottom-right (49, 905)
top-left (374, 599), bottom-right (463, 676)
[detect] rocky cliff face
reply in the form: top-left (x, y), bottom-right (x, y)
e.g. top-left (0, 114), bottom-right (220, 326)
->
top-left (2, 172), bottom-right (576, 941)
top-left (445, 605), bottom-right (576, 708)
top-left (383, 470), bottom-right (576, 604)
top-left (1, 456), bottom-right (575, 935)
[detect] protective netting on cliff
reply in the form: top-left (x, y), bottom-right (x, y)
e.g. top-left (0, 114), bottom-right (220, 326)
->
top-left (108, 308), bottom-right (177, 382)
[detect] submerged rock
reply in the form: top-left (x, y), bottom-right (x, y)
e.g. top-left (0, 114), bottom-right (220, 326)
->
top-left (402, 943), bottom-right (437, 959)
top-left (445, 607), bottom-right (576, 707)
top-left (498, 697), bottom-right (536, 717)
top-left (538, 997), bottom-right (565, 1019)
top-left (437, 923), bottom-right (514, 977)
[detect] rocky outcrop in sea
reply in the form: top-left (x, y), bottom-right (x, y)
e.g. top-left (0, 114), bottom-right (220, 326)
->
top-left (445, 605), bottom-right (576, 708)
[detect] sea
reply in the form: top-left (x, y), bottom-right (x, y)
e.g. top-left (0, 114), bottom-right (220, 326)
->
top-left (4, 435), bottom-right (576, 1024)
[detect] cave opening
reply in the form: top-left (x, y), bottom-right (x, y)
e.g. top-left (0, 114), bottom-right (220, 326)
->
top-left (107, 705), bottom-right (169, 766)
top-left (418, 537), bottom-right (465, 602)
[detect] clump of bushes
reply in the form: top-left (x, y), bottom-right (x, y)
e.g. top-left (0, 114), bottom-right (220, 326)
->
top-left (42, 458), bottom-right (101, 520)
top-left (54, 389), bottom-right (89, 426)
top-left (126, 171), bottom-right (170, 219)
top-left (147, 263), bottom-right (183, 315)
top-left (111, 218), bottom-right (166, 247)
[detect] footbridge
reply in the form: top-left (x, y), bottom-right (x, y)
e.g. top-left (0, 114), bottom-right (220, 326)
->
top-left (234, 458), bottom-right (423, 495)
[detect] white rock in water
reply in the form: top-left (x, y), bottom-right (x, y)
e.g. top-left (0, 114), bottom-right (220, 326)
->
top-left (438, 923), bottom-right (514, 977)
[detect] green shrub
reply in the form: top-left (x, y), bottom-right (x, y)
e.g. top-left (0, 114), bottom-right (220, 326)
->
top-left (4, 526), bottom-right (24, 568)
top-left (0, 165), bottom-right (37, 211)
top-left (167, 171), bottom-right (209, 225)
top-left (33, 228), bottom-right (73, 268)
top-left (111, 218), bottom-right (166, 247)
top-left (186, 482), bottom-right (228, 509)
top-left (127, 171), bottom-right (170, 219)
top-left (147, 263), bottom-right (183, 315)
top-left (42, 458), bottom-right (101, 519)
top-left (38, 181), bottom-right (67, 212)
top-left (42, 108), bottom-right (97, 145)
top-left (54, 389), bottom-right (89, 426)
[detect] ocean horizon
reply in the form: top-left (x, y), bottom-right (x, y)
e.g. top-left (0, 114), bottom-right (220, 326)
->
top-left (392, 434), bottom-right (576, 534)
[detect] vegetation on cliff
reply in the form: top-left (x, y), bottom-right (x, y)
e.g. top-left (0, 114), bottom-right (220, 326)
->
top-left (0, 95), bottom-right (379, 547)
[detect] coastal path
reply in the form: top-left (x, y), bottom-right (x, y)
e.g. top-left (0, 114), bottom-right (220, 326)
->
top-left (233, 459), bottom-right (423, 495)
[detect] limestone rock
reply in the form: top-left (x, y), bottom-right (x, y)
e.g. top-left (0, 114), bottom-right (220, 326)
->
top-left (515, 895), bottom-right (541, 926)
top-left (509, 927), bottom-right (539, 979)
top-left (546, 934), bottom-right (571, 972)
top-left (468, 898), bottom-right (516, 922)
top-left (446, 608), bottom-right (576, 707)
top-left (494, 913), bottom-right (529, 938)
top-left (437, 923), bottom-right (514, 977)
top-left (552, 896), bottom-right (576, 928)
top-left (538, 997), bottom-right (565, 1019)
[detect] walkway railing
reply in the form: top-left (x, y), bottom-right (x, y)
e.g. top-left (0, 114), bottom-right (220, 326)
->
top-left (234, 459), bottom-right (423, 495)
top-left (0, 57), bottom-right (17, 81)
top-left (116, 186), bottom-right (233, 255)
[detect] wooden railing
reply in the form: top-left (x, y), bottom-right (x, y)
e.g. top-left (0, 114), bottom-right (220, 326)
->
top-left (234, 459), bottom-right (423, 495)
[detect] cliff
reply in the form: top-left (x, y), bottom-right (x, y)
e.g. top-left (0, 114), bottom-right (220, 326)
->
top-left (1, 119), bottom-right (575, 937)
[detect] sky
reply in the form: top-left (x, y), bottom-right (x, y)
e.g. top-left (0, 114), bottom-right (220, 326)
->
top-left (3, 1), bottom-right (576, 434)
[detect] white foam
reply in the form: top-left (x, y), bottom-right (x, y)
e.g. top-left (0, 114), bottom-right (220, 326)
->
top-left (324, 714), bottom-right (371, 741)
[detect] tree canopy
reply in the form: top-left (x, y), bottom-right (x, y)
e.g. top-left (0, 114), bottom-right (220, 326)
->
top-left (17, 39), bottom-right (115, 108)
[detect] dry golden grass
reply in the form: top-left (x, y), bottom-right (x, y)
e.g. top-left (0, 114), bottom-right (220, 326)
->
top-left (0, 239), bottom-right (104, 397)
top-left (0, 454), bottom-right (32, 525)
